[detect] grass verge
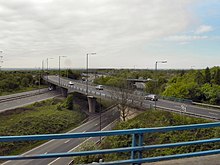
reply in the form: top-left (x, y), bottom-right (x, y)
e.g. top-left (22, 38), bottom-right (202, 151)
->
top-left (73, 108), bottom-right (220, 164)
top-left (0, 97), bottom-right (88, 157)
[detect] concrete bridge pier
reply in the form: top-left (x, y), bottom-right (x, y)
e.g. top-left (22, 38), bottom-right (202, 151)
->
top-left (61, 87), bottom-right (68, 97)
top-left (87, 96), bottom-right (96, 113)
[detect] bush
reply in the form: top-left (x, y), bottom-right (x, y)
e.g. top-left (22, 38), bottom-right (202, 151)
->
top-left (56, 103), bottom-right (63, 111)
top-left (64, 95), bottom-right (74, 110)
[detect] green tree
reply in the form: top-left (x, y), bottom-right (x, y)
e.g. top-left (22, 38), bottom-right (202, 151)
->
top-left (106, 77), bottom-right (125, 88)
top-left (195, 70), bottom-right (204, 86)
top-left (64, 95), bottom-right (73, 110)
top-left (213, 69), bottom-right (220, 85)
top-left (204, 67), bottom-right (211, 84)
top-left (145, 81), bottom-right (155, 94)
top-left (21, 77), bottom-right (29, 87)
top-left (201, 84), bottom-right (220, 104)
top-left (67, 69), bottom-right (81, 80)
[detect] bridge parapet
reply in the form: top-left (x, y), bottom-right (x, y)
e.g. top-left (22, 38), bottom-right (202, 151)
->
top-left (1, 122), bottom-right (220, 164)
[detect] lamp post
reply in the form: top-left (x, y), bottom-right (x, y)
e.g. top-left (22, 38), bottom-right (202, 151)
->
top-left (38, 67), bottom-right (41, 93)
top-left (42, 60), bottom-right (44, 72)
top-left (99, 97), bottom-right (102, 143)
top-left (59, 56), bottom-right (66, 85)
top-left (154, 60), bottom-right (167, 110)
top-left (86, 53), bottom-right (96, 95)
top-left (46, 58), bottom-right (53, 82)
top-left (0, 50), bottom-right (3, 71)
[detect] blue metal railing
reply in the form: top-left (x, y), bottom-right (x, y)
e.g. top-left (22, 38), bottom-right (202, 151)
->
top-left (1, 122), bottom-right (220, 164)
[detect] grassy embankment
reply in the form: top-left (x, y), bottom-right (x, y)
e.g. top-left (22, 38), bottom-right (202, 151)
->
top-left (74, 109), bottom-right (220, 164)
top-left (0, 96), bottom-right (88, 157)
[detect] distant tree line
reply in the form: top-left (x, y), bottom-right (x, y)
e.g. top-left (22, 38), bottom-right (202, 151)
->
top-left (163, 67), bottom-right (220, 105)
top-left (0, 71), bottom-right (42, 95)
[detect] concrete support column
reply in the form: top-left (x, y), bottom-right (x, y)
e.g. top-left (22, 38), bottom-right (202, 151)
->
top-left (61, 87), bottom-right (68, 97)
top-left (87, 96), bottom-right (96, 113)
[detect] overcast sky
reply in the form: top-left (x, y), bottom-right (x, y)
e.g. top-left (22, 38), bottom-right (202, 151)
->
top-left (0, 0), bottom-right (220, 69)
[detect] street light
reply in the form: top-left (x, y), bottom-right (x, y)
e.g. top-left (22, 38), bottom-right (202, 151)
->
top-left (38, 67), bottom-right (41, 93)
top-left (59, 56), bottom-right (66, 85)
top-left (86, 52), bottom-right (96, 95)
top-left (99, 97), bottom-right (102, 143)
top-left (42, 60), bottom-right (44, 72)
top-left (0, 50), bottom-right (3, 71)
top-left (154, 60), bottom-right (167, 110)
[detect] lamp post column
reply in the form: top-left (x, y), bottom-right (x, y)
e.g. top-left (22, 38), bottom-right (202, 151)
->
top-left (154, 62), bottom-right (158, 110)
top-left (46, 58), bottom-right (53, 82)
top-left (86, 54), bottom-right (88, 95)
top-left (0, 50), bottom-right (3, 71)
top-left (59, 56), bottom-right (61, 85)
top-left (59, 56), bottom-right (66, 86)
top-left (86, 53), bottom-right (96, 95)
top-left (154, 60), bottom-right (167, 110)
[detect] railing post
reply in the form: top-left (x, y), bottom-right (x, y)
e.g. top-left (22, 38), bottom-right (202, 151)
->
top-left (131, 134), bottom-right (137, 164)
top-left (138, 133), bottom-right (144, 164)
top-left (131, 133), bottom-right (144, 165)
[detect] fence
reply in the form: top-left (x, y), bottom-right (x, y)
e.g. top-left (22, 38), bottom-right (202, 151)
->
top-left (1, 122), bottom-right (220, 164)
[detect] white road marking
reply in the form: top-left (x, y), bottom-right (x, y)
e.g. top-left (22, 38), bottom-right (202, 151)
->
top-left (48, 158), bottom-right (60, 165)
top-left (64, 140), bottom-right (70, 144)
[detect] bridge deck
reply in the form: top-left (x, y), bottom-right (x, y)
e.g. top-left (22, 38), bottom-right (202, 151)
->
top-left (144, 154), bottom-right (220, 165)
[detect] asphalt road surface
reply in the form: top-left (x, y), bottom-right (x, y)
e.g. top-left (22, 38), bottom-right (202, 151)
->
top-left (0, 90), bottom-right (60, 113)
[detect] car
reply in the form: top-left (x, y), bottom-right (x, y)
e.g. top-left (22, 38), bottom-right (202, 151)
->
top-left (68, 81), bottom-right (74, 85)
top-left (144, 94), bottom-right (158, 101)
top-left (96, 85), bottom-right (103, 90)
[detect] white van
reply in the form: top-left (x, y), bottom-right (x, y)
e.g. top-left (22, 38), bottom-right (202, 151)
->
top-left (96, 85), bottom-right (103, 90)
top-left (144, 94), bottom-right (158, 101)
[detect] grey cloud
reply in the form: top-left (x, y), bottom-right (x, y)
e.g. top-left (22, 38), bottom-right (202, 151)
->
top-left (0, 0), bottom-right (196, 68)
